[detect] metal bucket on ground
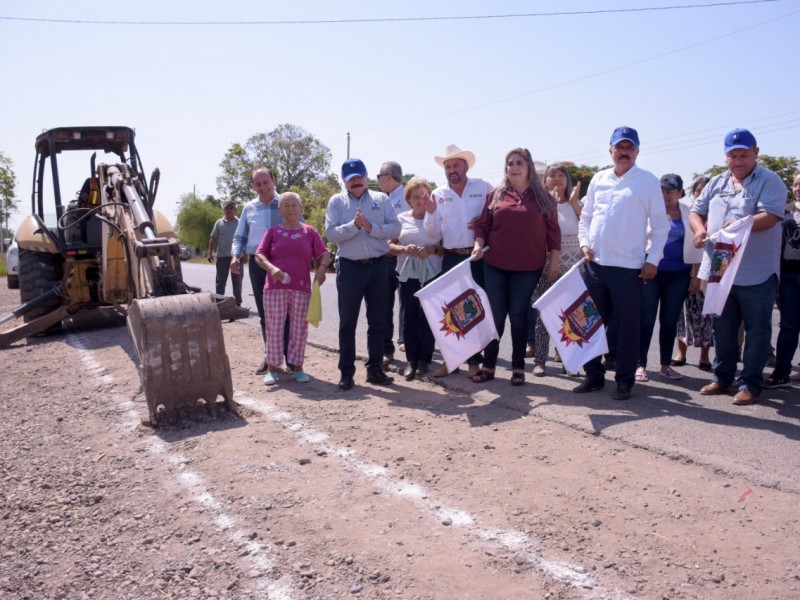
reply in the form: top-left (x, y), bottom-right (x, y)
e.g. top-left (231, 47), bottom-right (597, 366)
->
top-left (127, 293), bottom-right (236, 426)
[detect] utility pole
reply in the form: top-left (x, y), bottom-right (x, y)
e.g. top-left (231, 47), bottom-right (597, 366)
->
top-left (346, 132), bottom-right (350, 160)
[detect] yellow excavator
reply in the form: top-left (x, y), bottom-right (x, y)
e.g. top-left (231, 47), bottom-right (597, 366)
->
top-left (0, 126), bottom-right (246, 426)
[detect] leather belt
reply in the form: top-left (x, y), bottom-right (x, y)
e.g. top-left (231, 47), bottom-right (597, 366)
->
top-left (342, 256), bottom-right (382, 266)
top-left (445, 247), bottom-right (473, 256)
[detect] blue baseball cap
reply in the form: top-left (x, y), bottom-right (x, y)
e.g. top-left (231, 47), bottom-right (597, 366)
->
top-left (341, 158), bottom-right (367, 181)
top-left (724, 128), bottom-right (757, 154)
top-left (610, 126), bottom-right (640, 147)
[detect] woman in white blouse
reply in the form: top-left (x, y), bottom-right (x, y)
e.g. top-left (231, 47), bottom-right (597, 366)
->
top-left (388, 177), bottom-right (443, 380)
top-left (530, 164), bottom-right (583, 376)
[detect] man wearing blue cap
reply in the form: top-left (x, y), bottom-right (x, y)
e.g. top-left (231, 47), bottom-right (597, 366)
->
top-left (326, 158), bottom-right (402, 390)
top-left (575, 126), bottom-right (669, 400)
top-left (689, 128), bottom-right (787, 405)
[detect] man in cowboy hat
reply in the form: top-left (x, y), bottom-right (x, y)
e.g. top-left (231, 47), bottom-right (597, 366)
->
top-left (423, 144), bottom-right (494, 377)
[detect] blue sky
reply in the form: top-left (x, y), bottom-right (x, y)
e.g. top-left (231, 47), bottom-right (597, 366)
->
top-left (1, 0), bottom-right (798, 230)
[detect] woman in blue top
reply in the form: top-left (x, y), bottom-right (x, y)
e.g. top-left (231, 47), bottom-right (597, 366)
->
top-left (636, 174), bottom-right (704, 382)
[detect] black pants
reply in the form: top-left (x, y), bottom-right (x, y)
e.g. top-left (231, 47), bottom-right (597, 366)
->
top-left (215, 256), bottom-right (243, 306)
top-left (337, 256), bottom-right (391, 377)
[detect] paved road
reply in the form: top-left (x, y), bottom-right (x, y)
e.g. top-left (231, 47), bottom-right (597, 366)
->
top-left (183, 261), bottom-right (800, 494)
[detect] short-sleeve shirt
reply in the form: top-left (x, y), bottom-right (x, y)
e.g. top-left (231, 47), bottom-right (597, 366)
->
top-left (692, 164), bottom-right (787, 285)
top-left (256, 224), bottom-right (327, 294)
top-left (396, 212), bottom-right (443, 276)
top-left (423, 178), bottom-right (494, 249)
top-left (210, 217), bottom-right (239, 257)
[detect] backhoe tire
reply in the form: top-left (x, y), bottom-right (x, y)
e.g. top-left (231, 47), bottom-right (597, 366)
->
top-left (19, 249), bottom-right (62, 323)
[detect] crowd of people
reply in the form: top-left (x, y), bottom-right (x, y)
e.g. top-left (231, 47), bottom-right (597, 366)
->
top-left (206, 126), bottom-right (799, 406)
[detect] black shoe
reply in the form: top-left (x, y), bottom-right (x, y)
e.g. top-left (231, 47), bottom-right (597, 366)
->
top-left (403, 362), bottom-right (417, 381)
top-left (573, 379), bottom-right (605, 393)
top-left (255, 359), bottom-right (269, 375)
top-left (366, 370), bottom-right (394, 386)
top-left (416, 362), bottom-right (430, 377)
top-left (337, 376), bottom-right (354, 391)
top-left (612, 385), bottom-right (631, 401)
top-left (763, 374), bottom-right (791, 389)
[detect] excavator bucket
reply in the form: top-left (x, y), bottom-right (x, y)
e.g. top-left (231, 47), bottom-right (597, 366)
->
top-left (127, 293), bottom-right (237, 426)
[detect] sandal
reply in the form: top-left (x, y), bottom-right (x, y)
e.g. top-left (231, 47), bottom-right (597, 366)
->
top-left (698, 362), bottom-right (712, 371)
top-left (471, 369), bottom-right (495, 383)
top-left (659, 366), bottom-right (682, 380)
top-left (635, 367), bottom-right (649, 382)
top-left (511, 371), bottom-right (525, 386)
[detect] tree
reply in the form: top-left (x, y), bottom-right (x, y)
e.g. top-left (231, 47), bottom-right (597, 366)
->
top-left (288, 174), bottom-right (341, 238)
top-left (693, 154), bottom-right (798, 202)
top-left (215, 143), bottom-right (254, 204)
top-left (175, 192), bottom-right (223, 251)
top-left (561, 162), bottom-right (600, 199)
top-left (217, 124), bottom-right (332, 201)
top-left (1, 151), bottom-right (18, 245)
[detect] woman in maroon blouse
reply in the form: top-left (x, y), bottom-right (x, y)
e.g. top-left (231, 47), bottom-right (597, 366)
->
top-left (471, 148), bottom-right (561, 385)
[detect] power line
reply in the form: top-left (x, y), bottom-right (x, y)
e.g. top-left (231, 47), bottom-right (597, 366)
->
top-left (351, 8), bottom-right (799, 135)
top-left (0, 0), bottom-right (783, 26)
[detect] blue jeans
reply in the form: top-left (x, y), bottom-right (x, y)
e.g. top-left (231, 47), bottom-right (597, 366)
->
top-left (582, 262), bottom-right (643, 389)
top-left (399, 279), bottom-right (434, 363)
top-left (711, 274), bottom-right (777, 395)
top-left (336, 256), bottom-right (391, 377)
top-left (482, 262), bottom-right (541, 371)
top-left (639, 268), bottom-right (691, 367)
top-left (774, 271), bottom-right (800, 377)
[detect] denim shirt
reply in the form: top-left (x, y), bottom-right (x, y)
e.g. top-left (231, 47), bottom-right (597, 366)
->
top-left (692, 164), bottom-right (786, 285)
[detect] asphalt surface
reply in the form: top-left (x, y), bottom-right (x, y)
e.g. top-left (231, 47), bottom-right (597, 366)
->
top-left (183, 261), bottom-right (800, 494)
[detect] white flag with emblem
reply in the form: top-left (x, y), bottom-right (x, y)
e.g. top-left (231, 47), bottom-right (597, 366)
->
top-left (415, 258), bottom-right (498, 373)
top-left (533, 259), bottom-right (608, 374)
top-left (702, 215), bottom-right (754, 317)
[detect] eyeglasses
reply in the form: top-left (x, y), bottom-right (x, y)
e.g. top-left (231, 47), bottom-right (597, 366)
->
top-left (377, 173), bottom-right (390, 179)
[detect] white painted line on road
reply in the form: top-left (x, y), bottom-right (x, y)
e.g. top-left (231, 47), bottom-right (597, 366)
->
top-left (69, 334), bottom-right (300, 600)
top-left (236, 394), bottom-right (608, 596)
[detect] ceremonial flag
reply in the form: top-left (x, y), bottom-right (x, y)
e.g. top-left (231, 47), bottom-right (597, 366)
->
top-left (415, 257), bottom-right (498, 373)
top-left (702, 215), bottom-right (754, 317)
top-left (533, 259), bottom-right (607, 374)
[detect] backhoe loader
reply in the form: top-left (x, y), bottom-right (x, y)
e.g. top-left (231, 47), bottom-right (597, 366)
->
top-left (0, 126), bottom-right (246, 426)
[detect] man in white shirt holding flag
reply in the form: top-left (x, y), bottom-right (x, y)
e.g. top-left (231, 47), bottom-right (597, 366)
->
top-left (575, 126), bottom-right (669, 400)
top-left (690, 128), bottom-right (787, 406)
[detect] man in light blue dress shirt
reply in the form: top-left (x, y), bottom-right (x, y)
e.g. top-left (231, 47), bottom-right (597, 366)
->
top-left (231, 168), bottom-right (284, 374)
top-left (326, 159), bottom-right (401, 391)
top-left (378, 160), bottom-right (406, 365)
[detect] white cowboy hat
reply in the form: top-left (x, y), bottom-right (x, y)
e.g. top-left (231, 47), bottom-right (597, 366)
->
top-left (434, 144), bottom-right (476, 169)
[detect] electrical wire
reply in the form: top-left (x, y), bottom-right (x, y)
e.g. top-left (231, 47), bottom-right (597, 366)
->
top-left (0, 0), bottom-right (783, 26)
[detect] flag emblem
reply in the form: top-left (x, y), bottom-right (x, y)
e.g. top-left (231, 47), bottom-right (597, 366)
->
top-left (708, 242), bottom-right (738, 283)
top-left (439, 289), bottom-right (486, 339)
top-left (559, 291), bottom-right (603, 347)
